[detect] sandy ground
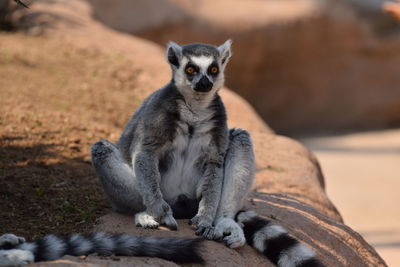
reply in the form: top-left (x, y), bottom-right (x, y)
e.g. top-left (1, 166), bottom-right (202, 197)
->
top-left (301, 129), bottom-right (400, 266)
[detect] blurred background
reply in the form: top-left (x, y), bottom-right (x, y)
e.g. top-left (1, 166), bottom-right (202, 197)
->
top-left (1, 0), bottom-right (399, 265)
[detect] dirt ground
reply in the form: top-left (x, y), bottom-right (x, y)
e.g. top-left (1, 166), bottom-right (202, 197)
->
top-left (0, 33), bottom-right (144, 239)
top-left (301, 129), bottom-right (400, 266)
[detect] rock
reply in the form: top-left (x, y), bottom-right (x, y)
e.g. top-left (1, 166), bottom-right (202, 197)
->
top-left (18, 1), bottom-right (385, 266)
top-left (251, 133), bottom-right (341, 221)
top-left (11, 0), bottom-right (272, 136)
top-left (88, 0), bottom-right (400, 134)
top-left (221, 89), bottom-right (273, 135)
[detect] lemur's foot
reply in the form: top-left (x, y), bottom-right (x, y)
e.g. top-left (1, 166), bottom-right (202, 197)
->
top-left (160, 214), bottom-right (178, 231)
top-left (0, 234), bottom-right (26, 248)
top-left (0, 249), bottom-right (34, 267)
top-left (214, 218), bottom-right (246, 248)
top-left (189, 215), bottom-right (215, 239)
top-left (135, 212), bottom-right (159, 229)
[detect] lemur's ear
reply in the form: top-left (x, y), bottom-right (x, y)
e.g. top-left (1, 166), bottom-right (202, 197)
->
top-left (218, 39), bottom-right (233, 65)
top-left (166, 41), bottom-right (182, 68)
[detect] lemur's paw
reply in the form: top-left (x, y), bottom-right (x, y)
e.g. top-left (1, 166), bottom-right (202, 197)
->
top-left (0, 234), bottom-right (26, 247)
top-left (199, 226), bottom-right (216, 240)
top-left (147, 200), bottom-right (172, 220)
top-left (135, 212), bottom-right (159, 229)
top-left (91, 140), bottom-right (115, 162)
top-left (189, 214), bottom-right (212, 226)
top-left (214, 218), bottom-right (246, 248)
top-left (0, 249), bottom-right (34, 267)
top-left (189, 215), bottom-right (214, 238)
top-left (160, 214), bottom-right (178, 231)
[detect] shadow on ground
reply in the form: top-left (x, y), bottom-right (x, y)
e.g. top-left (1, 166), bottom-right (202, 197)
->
top-left (0, 134), bottom-right (109, 240)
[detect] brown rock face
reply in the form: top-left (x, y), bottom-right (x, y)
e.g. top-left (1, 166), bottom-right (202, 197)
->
top-left (251, 133), bottom-right (340, 221)
top-left (89, 0), bottom-right (400, 134)
top-left (15, 1), bottom-right (385, 266)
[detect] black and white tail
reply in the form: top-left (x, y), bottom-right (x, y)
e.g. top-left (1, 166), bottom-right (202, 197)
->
top-left (0, 233), bottom-right (204, 267)
top-left (236, 210), bottom-right (325, 267)
top-left (2, 213), bottom-right (324, 267)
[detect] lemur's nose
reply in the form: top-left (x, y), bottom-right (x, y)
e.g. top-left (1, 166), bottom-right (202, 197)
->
top-left (194, 75), bottom-right (213, 92)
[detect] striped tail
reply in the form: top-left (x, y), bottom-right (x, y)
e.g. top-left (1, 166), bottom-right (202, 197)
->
top-left (236, 211), bottom-right (325, 267)
top-left (1, 233), bottom-right (204, 265)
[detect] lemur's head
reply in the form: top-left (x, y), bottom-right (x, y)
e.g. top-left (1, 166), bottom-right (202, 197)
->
top-left (166, 40), bottom-right (232, 98)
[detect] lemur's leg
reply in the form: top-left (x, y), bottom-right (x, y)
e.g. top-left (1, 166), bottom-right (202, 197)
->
top-left (213, 128), bottom-right (255, 248)
top-left (91, 140), bottom-right (178, 229)
top-left (91, 140), bottom-right (144, 214)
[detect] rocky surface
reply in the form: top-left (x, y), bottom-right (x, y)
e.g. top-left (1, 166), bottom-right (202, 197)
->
top-left (89, 0), bottom-right (400, 134)
top-left (6, 1), bottom-right (387, 266)
top-left (10, 0), bottom-right (272, 135)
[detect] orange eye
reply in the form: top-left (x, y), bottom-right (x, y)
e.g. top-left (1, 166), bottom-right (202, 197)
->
top-left (211, 66), bottom-right (218, 73)
top-left (186, 67), bottom-right (195, 74)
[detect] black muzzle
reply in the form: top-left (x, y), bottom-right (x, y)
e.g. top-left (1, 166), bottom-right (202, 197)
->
top-left (194, 76), bottom-right (213, 92)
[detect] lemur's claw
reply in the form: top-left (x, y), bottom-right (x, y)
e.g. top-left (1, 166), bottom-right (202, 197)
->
top-left (202, 227), bottom-right (216, 240)
top-left (190, 214), bottom-right (214, 239)
top-left (194, 225), bottom-right (215, 239)
top-left (189, 215), bottom-right (205, 229)
top-left (194, 226), bottom-right (206, 236)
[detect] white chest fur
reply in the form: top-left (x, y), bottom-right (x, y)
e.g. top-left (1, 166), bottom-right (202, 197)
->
top-left (160, 101), bottom-right (214, 202)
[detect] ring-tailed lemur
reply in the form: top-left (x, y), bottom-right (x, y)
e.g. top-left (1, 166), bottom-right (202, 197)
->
top-left (0, 41), bottom-right (323, 266)
top-left (91, 40), bottom-right (255, 244)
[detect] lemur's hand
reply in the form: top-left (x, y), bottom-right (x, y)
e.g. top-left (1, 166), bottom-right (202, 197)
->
top-left (146, 200), bottom-right (178, 230)
top-left (189, 214), bottom-right (215, 239)
top-left (147, 199), bottom-right (171, 219)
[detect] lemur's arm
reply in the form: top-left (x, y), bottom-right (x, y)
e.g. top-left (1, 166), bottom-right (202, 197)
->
top-left (134, 148), bottom-right (170, 220)
top-left (192, 152), bottom-right (225, 235)
top-left (133, 106), bottom-right (178, 221)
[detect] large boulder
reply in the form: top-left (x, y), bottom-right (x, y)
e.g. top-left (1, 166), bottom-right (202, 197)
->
top-left (8, 0), bottom-right (272, 136)
top-left (12, 1), bottom-right (385, 266)
top-left (88, 0), bottom-right (400, 134)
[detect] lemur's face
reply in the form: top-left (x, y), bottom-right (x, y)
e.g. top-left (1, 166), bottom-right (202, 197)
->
top-left (166, 40), bottom-right (232, 96)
